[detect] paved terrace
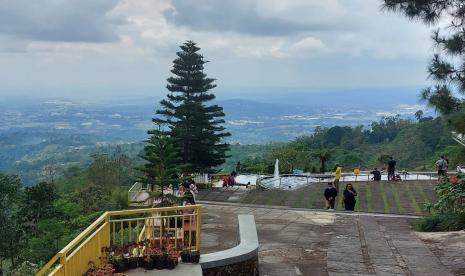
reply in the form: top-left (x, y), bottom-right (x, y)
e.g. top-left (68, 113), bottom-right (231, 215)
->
top-left (200, 203), bottom-right (465, 276)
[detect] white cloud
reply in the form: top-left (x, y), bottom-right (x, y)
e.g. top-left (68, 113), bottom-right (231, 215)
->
top-left (0, 0), bottom-right (441, 97)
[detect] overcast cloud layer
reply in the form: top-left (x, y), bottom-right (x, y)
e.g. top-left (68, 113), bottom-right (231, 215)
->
top-left (0, 0), bottom-right (437, 100)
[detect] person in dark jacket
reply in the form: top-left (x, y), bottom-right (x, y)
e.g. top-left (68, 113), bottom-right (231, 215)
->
top-left (343, 183), bottom-right (357, 211)
top-left (370, 168), bottom-right (381, 181)
top-left (387, 156), bottom-right (396, 181)
top-left (324, 182), bottom-right (338, 210)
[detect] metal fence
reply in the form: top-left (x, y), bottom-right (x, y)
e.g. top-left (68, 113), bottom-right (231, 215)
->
top-left (257, 171), bottom-right (439, 189)
top-left (36, 205), bottom-right (202, 276)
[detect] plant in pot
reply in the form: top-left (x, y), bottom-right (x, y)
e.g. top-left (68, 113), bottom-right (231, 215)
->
top-left (122, 246), bottom-right (131, 270)
top-left (143, 255), bottom-right (155, 270)
top-left (137, 242), bottom-right (146, 268)
top-left (153, 249), bottom-right (165, 270)
top-left (109, 254), bottom-right (127, 273)
top-left (180, 248), bottom-right (190, 263)
top-left (189, 250), bottom-right (200, 263)
top-left (128, 255), bottom-right (138, 269)
top-left (165, 249), bottom-right (179, 270)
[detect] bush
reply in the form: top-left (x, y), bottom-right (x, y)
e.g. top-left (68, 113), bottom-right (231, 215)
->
top-left (416, 213), bottom-right (465, 232)
top-left (417, 174), bottom-right (465, 232)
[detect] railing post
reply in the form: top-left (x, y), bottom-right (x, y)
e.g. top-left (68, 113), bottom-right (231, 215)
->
top-left (60, 253), bottom-right (67, 276)
top-left (196, 206), bottom-right (202, 251)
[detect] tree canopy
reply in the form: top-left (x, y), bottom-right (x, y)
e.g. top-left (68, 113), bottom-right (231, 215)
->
top-left (155, 41), bottom-right (230, 173)
top-left (383, 0), bottom-right (465, 133)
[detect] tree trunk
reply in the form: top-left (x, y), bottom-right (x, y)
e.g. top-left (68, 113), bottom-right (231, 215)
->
top-left (320, 157), bottom-right (326, 173)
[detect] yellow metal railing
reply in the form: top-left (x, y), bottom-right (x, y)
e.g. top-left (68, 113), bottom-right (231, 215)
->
top-left (36, 205), bottom-right (202, 276)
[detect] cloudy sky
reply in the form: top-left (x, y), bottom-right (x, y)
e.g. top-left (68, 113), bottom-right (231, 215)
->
top-left (0, 0), bottom-right (437, 101)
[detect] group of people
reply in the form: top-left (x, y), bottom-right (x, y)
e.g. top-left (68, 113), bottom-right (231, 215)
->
top-left (324, 182), bottom-right (357, 211)
top-left (222, 171), bottom-right (237, 188)
top-left (327, 155), bottom-right (450, 211)
top-left (176, 180), bottom-right (198, 205)
top-left (330, 164), bottom-right (357, 211)
top-left (370, 157), bottom-right (401, 181)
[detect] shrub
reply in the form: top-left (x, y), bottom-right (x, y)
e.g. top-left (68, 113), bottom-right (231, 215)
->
top-left (417, 174), bottom-right (465, 232)
top-left (416, 213), bottom-right (465, 232)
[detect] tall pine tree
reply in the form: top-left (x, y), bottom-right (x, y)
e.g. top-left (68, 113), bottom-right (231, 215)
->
top-left (155, 40), bottom-right (230, 173)
top-left (383, 0), bottom-right (465, 133)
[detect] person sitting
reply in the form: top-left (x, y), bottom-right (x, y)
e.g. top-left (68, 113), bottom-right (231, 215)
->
top-left (370, 168), bottom-right (381, 181)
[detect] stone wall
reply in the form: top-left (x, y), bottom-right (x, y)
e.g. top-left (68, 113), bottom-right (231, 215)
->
top-left (202, 256), bottom-right (259, 276)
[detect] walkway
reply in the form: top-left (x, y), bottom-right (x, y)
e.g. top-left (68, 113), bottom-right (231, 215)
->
top-left (200, 203), bottom-right (460, 276)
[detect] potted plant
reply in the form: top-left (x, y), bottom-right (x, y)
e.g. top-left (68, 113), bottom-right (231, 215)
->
top-left (189, 250), bottom-right (200, 263)
top-left (180, 248), bottom-right (190, 263)
top-left (153, 249), bottom-right (164, 270)
top-left (143, 255), bottom-right (155, 270)
top-left (165, 250), bottom-right (179, 270)
top-left (127, 244), bottom-right (139, 269)
top-left (137, 242), bottom-right (146, 268)
top-left (113, 255), bottom-right (128, 273)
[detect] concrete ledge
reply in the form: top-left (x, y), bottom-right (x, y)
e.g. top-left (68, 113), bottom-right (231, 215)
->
top-left (200, 215), bottom-right (258, 270)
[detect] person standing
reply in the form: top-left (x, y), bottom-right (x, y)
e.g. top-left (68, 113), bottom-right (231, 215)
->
top-left (435, 156), bottom-right (448, 181)
top-left (387, 157), bottom-right (396, 181)
top-left (222, 175), bottom-right (229, 188)
top-left (333, 164), bottom-right (342, 190)
top-left (228, 172), bottom-right (236, 188)
top-left (370, 168), bottom-right (381, 181)
top-left (324, 182), bottom-right (338, 210)
top-left (343, 183), bottom-right (357, 211)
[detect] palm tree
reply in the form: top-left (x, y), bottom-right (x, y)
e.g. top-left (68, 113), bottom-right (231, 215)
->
top-left (312, 149), bottom-right (332, 173)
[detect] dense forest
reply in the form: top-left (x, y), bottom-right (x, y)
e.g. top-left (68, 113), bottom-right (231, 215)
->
top-left (226, 115), bottom-right (465, 174)
top-left (0, 154), bottom-right (131, 274)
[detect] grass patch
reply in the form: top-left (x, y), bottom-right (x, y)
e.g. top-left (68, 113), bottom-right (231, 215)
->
top-left (415, 182), bottom-right (431, 204)
top-left (353, 183), bottom-right (360, 211)
top-left (292, 187), bottom-right (308, 208)
top-left (405, 184), bottom-right (422, 215)
top-left (365, 183), bottom-right (373, 212)
top-left (307, 187), bottom-right (318, 208)
top-left (379, 182), bottom-right (390, 213)
top-left (337, 183), bottom-right (344, 210)
top-left (389, 183), bottom-right (405, 213)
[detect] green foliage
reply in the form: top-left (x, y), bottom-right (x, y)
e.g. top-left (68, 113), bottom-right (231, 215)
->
top-left (426, 175), bottom-right (465, 214)
top-left (10, 261), bottom-right (39, 276)
top-left (24, 219), bottom-right (71, 264)
top-left (234, 116), bottom-right (459, 172)
top-left (0, 147), bottom-right (141, 272)
top-left (416, 213), bottom-right (465, 232)
top-left (0, 174), bottom-right (23, 268)
top-left (383, 0), bottom-right (465, 134)
top-left (137, 127), bottom-right (183, 207)
top-left (271, 145), bottom-right (310, 173)
top-left (155, 40), bottom-right (230, 172)
top-left (22, 182), bottom-right (58, 225)
top-left (417, 174), bottom-right (465, 232)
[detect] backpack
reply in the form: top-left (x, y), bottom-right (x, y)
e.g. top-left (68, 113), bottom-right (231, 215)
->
top-left (437, 159), bottom-right (445, 170)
